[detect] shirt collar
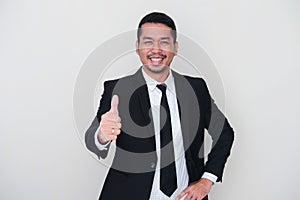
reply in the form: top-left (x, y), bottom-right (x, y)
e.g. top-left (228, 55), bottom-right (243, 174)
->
top-left (141, 67), bottom-right (176, 94)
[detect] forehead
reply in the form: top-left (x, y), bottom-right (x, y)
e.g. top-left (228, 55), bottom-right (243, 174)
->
top-left (140, 23), bottom-right (173, 39)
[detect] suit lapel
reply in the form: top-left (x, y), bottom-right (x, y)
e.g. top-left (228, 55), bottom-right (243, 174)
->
top-left (134, 68), bottom-right (153, 127)
top-left (131, 68), bottom-right (156, 140)
top-left (173, 71), bottom-right (191, 150)
top-left (173, 71), bottom-right (200, 162)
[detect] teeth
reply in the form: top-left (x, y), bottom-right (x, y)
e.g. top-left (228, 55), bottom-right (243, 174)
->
top-left (151, 58), bottom-right (162, 62)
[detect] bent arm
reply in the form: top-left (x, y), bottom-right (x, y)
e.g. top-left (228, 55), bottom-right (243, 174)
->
top-left (201, 79), bottom-right (235, 182)
top-left (85, 80), bottom-right (117, 159)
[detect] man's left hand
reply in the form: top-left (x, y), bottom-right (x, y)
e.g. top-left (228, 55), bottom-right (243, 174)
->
top-left (176, 178), bottom-right (213, 200)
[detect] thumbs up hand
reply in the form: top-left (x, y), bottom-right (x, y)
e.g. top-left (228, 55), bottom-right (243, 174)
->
top-left (98, 95), bottom-right (122, 144)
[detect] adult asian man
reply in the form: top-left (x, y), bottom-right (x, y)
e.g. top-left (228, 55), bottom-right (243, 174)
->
top-left (85, 12), bottom-right (234, 200)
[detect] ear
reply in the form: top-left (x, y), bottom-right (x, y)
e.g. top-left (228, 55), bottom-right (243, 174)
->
top-left (135, 40), bottom-right (139, 55)
top-left (174, 41), bottom-right (179, 56)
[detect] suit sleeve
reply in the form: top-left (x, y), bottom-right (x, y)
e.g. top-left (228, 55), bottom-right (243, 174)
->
top-left (85, 80), bottom-right (117, 159)
top-left (201, 79), bottom-right (235, 182)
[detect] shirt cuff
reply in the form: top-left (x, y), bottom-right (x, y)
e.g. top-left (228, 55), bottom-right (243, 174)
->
top-left (94, 127), bottom-right (111, 150)
top-left (201, 172), bottom-right (218, 183)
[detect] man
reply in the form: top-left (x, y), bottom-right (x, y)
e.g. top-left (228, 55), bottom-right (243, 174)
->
top-left (85, 12), bottom-right (234, 200)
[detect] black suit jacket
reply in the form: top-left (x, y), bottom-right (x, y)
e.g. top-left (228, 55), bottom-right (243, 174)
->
top-left (85, 68), bottom-right (234, 200)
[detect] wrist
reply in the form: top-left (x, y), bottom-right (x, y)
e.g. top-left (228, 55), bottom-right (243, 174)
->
top-left (199, 178), bottom-right (213, 186)
top-left (98, 130), bottom-right (109, 144)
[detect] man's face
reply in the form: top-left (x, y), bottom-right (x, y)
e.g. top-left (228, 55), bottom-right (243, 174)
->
top-left (136, 23), bottom-right (178, 75)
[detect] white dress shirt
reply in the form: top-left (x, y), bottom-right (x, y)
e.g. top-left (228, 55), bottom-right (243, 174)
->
top-left (143, 69), bottom-right (188, 200)
top-left (94, 69), bottom-right (218, 199)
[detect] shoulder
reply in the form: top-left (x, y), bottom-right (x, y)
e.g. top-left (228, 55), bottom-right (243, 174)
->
top-left (184, 75), bottom-right (210, 96)
top-left (173, 71), bottom-right (209, 93)
top-left (103, 73), bottom-right (136, 88)
top-left (183, 75), bottom-right (206, 85)
top-left (172, 70), bottom-right (206, 85)
top-left (102, 72), bottom-right (142, 97)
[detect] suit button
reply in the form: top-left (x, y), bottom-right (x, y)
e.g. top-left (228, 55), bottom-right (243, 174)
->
top-left (150, 162), bottom-right (156, 169)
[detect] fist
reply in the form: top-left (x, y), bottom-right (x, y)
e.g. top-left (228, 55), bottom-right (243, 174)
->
top-left (98, 95), bottom-right (122, 144)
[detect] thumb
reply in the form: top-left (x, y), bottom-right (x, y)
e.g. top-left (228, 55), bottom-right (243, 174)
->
top-left (110, 95), bottom-right (119, 116)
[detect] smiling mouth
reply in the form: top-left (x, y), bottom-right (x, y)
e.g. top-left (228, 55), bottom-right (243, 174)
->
top-left (147, 54), bottom-right (167, 65)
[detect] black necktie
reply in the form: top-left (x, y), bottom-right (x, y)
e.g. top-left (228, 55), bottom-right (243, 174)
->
top-left (157, 84), bottom-right (177, 197)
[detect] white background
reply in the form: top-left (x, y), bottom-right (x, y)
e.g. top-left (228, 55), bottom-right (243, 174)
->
top-left (1, 0), bottom-right (299, 199)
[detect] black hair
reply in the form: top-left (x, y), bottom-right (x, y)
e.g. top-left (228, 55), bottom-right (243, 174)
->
top-left (137, 12), bottom-right (177, 43)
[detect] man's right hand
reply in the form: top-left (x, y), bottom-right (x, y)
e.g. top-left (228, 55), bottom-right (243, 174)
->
top-left (98, 95), bottom-right (122, 144)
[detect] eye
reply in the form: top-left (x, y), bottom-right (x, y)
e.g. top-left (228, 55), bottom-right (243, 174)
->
top-left (144, 40), bottom-right (153, 45)
top-left (160, 40), bottom-right (170, 45)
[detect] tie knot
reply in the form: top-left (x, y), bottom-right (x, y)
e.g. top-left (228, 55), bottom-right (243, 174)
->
top-left (157, 84), bottom-right (167, 94)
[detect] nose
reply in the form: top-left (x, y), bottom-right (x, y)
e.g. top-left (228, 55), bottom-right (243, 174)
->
top-left (151, 42), bottom-right (162, 53)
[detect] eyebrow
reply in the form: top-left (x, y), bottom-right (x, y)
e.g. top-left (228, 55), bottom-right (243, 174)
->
top-left (142, 36), bottom-right (153, 40)
top-left (142, 36), bottom-right (171, 40)
top-left (160, 37), bottom-right (171, 40)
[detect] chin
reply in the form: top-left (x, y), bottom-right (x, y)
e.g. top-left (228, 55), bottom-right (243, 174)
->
top-left (144, 64), bottom-right (169, 74)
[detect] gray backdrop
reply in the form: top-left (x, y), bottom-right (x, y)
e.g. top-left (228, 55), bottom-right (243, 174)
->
top-left (1, 0), bottom-right (299, 199)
